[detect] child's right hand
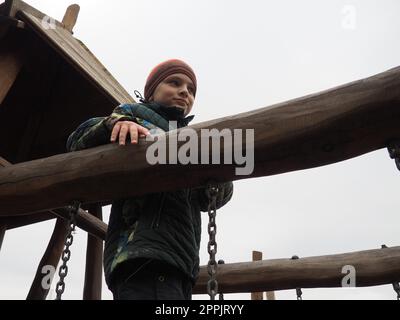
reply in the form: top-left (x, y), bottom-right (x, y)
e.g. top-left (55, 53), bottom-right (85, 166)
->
top-left (111, 121), bottom-right (150, 146)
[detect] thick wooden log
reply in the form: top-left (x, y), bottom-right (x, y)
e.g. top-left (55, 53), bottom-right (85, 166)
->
top-left (83, 204), bottom-right (103, 300)
top-left (26, 218), bottom-right (69, 300)
top-left (51, 207), bottom-right (107, 241)
top-left (1, 66), bottom-right (400, 216)
top-left (193, 246), bottom-right (400, 294)
top-left (0, 157), bottom-right (107, 238)
top-left (2, 212), bottom-right (55, 230)
top-left (0, 203), bottom-right (107, 239)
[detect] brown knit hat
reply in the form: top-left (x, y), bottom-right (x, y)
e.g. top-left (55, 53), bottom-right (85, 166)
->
top-left (144, 59), bottom-right (197, 102)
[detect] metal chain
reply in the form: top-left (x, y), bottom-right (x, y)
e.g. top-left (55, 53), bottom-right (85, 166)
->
top-left (218, 260), bottom-right (225, 301)
top-left (206, 182), bottom-right (219, 300)
top-left (291, 255), bottom-right (303, 300)
top-left (382, 245), bottom-right (400, 300)
top-left (55, 201), bottom-right (81, 300)
top-left (387, 141), bottom-right (400, 171)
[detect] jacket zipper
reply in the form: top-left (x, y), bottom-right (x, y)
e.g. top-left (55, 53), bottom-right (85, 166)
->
top-left (152, 193), bottom-right (166, 229)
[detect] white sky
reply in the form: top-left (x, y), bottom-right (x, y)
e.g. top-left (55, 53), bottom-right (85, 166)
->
top-left (1, 0), bottom-right (400, 300)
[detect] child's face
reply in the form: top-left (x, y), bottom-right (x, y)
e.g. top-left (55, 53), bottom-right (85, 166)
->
top-left (150, 73), bottom-right (195, 116)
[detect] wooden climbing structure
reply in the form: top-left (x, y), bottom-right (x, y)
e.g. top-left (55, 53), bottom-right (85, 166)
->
top-left (0, 0), bottom-right (400, 300)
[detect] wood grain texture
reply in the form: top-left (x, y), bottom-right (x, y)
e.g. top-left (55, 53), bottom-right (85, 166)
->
top-left (1, 66), bottom-right (400, 216)
top-left (2, 0), bottom-right (134, 105)
top-left (0, 155), bottom-right (107, 238)
top-left (62, 4), bottom-right (79, 33)
top-left (193, 246), bottom-right (400, 294)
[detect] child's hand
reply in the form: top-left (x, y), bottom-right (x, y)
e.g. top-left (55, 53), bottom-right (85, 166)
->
top-left (111, 121), bottom-right (150, 146)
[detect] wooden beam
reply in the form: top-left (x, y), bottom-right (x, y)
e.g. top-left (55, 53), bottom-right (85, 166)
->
top-left (4, 0), bottom-right (63, 28)
top-left (1, 208), bottom-right (107, 239)
top-left (251, 251), bottom-right (264, 300)
top-left (26, 218), bottom-right (69, 300)
top-left (51, 207), bottom-right (107, 241)
top-left (2, 212), bottom-right (55, 230)
top-left (83, 204), bottom-right (103, 300)
top-left (1, 66), bottom-right (400, 216)
top-left (62, 4), bottom-right (79, 33)
top-left (0, 157), bottom-right (107, 239)
top-left (193, 246), bottom-right (400, 294)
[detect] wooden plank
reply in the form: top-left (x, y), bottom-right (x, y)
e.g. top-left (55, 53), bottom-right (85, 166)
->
top-left (1, 66), bottom-right (400, 216)
top-left (17, 9), bottom-right (134, 105)
top-left (83, 204), bottom-right (103, 300)
top-left (62, 4), bottom-right (79, 33)
top-left (193, 246), bottom-right (400, 294)
top-left (0, 46), bottom-right (23, 105)
top-left (251, 251), bottom-right (263, 300)
top-left (26, 218), bottom-right (69, 300)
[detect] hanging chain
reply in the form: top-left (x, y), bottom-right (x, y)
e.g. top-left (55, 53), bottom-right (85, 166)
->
top-left (291, 255), bottom-right (303, 300)
top-left (55, 201), bottom-right (81, 300)
top-left (382, 245), bottom-right (400, 300)
top-left (206, 182), bottom-right (220, 300)
top-left (387, 141), bottom-right (400, 171)
top-left (218, 260), bottom-right (225, 301)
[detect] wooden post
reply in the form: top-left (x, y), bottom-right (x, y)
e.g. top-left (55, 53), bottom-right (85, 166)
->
top-left (62, 4), bottom-right (80, 33)
top-left (266, 287), bottom-right (276, 300)
top-left (0, 224), bottom-right (6, 251)
top-left (251, 251), bottom-right (264, 300)
top-left (27, 218), bottom-right (69, 300)
top-left (83, 204), bottom-right (103, 300)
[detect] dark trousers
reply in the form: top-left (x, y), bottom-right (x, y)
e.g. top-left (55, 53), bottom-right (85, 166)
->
top-left (110, 259), bottom-right (193, 300)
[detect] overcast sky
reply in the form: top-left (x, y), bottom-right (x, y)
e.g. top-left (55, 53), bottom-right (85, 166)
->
top-left (1, 0), bottom-right (400, 300)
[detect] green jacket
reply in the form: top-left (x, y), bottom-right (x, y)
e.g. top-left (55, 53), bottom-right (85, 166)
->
top-left (67, 102), bottom-right (234, 288)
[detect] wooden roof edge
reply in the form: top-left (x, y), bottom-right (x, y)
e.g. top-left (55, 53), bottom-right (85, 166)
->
top-left (1, 0), bottom-right (136, 105)
top-left (3, 0), bottom-right (64, 28)
top-left (74, 37), bottom-right (136, 103)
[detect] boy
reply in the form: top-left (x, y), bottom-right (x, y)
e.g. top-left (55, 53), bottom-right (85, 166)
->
top-left (67, 59), bottom-right (233, 300)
